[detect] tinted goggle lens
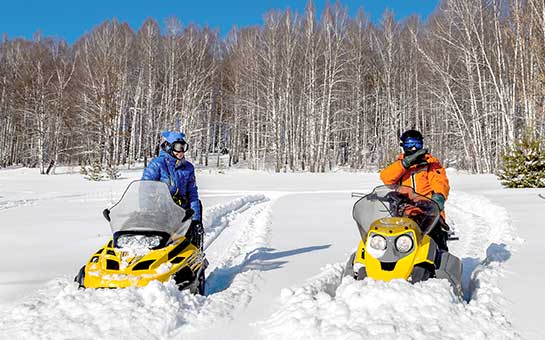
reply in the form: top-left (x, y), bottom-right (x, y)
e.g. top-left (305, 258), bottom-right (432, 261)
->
top-left (402, 139), bottom-right (423, 149)
top-left (172, 141), bottom-right (187, 152)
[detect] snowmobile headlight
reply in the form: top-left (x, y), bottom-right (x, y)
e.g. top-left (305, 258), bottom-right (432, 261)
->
top-left (369, 235), bottom-right (387, 250)
top-left (116, 234), bottom-right (162, 249)
top-left (395, 234), bottom-right (413, 253)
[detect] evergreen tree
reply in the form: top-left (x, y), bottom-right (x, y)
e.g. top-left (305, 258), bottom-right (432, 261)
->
top-left (105, 164), bottom-right (121, 180)
top-left (497, 137), bottom-right (545, 188)
top-left (85, 161), bottom-right (104, 181)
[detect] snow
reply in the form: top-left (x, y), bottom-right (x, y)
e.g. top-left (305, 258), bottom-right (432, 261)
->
top-left (0, 166), bottom-right (542, 339)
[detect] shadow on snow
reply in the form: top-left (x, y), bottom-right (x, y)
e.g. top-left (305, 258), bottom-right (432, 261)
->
top-left (463, 243), bottom-right (511, 302)
top-left (205, 244), bottom-right (331, 295)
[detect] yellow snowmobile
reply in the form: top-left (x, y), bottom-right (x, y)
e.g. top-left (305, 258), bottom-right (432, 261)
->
top-left (345, 185), bottom-right (462, 297)
top-left (75, 180), bottom-right (207, 295)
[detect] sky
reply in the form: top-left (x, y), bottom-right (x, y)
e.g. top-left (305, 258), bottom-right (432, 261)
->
top-left (0, 0), bottom-right (439, 44)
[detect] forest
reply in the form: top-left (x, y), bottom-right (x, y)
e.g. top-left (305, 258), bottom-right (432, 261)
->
top-left (0, 0), bottom-right (543, 173)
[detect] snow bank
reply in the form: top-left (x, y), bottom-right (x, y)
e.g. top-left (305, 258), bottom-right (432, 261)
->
top-left (0, 278), bottom-right (204, 339)
top-left (262, 271), bottom-right (518, 339)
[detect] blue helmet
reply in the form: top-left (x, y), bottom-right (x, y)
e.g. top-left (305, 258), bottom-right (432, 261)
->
top-left (161, 131), bottom-right (189, 154)
top-left (161, 131), bottom-right (186, 144)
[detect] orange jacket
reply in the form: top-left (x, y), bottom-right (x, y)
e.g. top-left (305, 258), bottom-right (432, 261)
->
top-left (380, 152), bottom-right (450, 201)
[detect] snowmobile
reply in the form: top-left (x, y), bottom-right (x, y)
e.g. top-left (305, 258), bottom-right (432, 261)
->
top-left (345, 185), bottom-right (462, 297)
top-left (75, 180), bottom-right (207, 295)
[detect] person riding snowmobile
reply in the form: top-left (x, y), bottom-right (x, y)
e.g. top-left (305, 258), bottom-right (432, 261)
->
top-left (142, 131), bottom-right (204, 249)
top-left (380, 129), bottom-right (450, 250)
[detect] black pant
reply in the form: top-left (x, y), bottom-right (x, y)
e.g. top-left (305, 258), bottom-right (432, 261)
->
top-left (429, 217), bottom-right (449, 252)
top-left (186, 200), bottom-right (204, 249)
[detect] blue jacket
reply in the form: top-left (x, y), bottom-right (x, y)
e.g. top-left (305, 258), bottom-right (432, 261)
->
top-left (141, 150), bottom-right (201, 221)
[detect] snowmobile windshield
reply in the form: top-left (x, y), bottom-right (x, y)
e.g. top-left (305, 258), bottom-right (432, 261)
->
top-left (352, 185), bottom-right (440, 239)
top-left (107, 180), bottom-right (191, 237)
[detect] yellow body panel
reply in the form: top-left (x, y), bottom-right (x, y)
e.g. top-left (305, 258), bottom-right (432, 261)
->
top-left (353, 217), bottom-right (435, 282)
top-left (83, 237), bottom-right (204, 288)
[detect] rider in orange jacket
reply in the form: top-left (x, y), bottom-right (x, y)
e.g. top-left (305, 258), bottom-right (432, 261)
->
top-left (380, 129), bottom-right (450, 250)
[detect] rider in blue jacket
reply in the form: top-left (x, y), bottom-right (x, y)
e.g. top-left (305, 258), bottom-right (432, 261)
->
top-left (142, 131), bottom-right (203, 248)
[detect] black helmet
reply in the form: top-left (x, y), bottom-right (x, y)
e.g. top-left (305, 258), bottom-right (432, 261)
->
top-left (399, 129), bottom-right (423, 155)
top-left (400, 129), bottom-right (423, 142)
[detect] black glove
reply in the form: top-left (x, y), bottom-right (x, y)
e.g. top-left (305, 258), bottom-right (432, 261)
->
top-left (187, 220), bottom-right (204, 249)
top-left (401, 148), bottom-right (428, 168)
top-left (431, 193), bottom-right (445, 211)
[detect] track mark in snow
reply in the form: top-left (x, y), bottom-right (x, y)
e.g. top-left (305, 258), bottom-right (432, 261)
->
top-left (0, 199), bottom-right (37, 211)
top-left (446, 198), bottom-right (493, 300)
top-left (202, 194), bottom-right (268, 251)
top-left (447, 192), bottom-right (521, 302)
top-left (259, 191), bottom-right (521, 340)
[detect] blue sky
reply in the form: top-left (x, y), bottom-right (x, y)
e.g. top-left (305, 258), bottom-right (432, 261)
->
top-left (1, 0), bottom-right (439, 44)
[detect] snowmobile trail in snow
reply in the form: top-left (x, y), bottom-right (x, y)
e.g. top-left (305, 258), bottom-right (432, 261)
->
top-left (258, 191), bottom-right (520, 340)
top-left (0, 194), bottom-right (276, 340)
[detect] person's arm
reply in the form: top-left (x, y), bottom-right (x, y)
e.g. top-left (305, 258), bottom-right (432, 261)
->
top-left (380, 160), bottom-right (406, 185)
top-left (428, 162), bottom-right (450, 199)
top-left (187, 166), bottom-right (201, 221)
top-left (141, 159), bottom-right (161, 180)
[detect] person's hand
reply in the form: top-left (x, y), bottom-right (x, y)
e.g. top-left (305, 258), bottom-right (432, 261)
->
top-left (431, 193), bottom-right (445, 211)
top-left (190, 220), bottom-right (203, 231)
top-left (401, 148), bottom-right (428, 168)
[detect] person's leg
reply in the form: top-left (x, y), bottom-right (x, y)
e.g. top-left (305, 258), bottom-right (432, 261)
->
top-left (429, 217), bottom-right (449, 252)
top-left (186, 200), bottom-right (204, 249)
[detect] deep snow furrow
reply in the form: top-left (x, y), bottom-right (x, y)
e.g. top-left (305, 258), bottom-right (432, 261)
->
top-left (446, 192), bottom-right (522, 304)
top-left (0, 195), bottom-right (274, 340)
top-left (258, 191), bottom-right (521, 340)
top-left (445, 194), bottom-right (495, 300)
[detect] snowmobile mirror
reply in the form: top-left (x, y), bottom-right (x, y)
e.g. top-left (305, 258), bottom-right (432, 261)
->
top-left (182, 208), bottom-right (194, 223)
top-left (103, 209), bottom-right (111, 222)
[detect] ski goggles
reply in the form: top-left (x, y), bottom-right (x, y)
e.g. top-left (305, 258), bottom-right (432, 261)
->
top-left (401, 138), bottom-right (423, 150)
top-left (171, 141), bottom-right (188, 152)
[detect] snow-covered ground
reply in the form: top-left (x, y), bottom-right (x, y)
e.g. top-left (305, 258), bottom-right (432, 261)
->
top-left (0, 166), bottom-right (542, 339)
